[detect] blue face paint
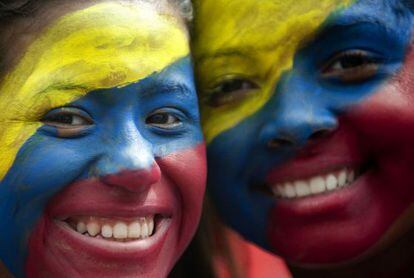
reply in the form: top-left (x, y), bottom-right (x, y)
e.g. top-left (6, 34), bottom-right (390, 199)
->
top-left (205, 0), bottom-right (414, 259)
top-left (0, 57), bottom-right (203, 276)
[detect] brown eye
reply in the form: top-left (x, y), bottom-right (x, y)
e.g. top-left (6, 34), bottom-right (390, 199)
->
top-left (42, 107), bottom-right (93, 137)
top-left (321, 50), bottom-right (380, 83)
top-left (206, 78), bottom-right (259, 107)
top-left (146, 109), bottom-right (182, 129)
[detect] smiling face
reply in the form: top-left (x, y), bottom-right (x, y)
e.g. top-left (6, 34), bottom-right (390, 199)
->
top-left (193, 0), bottom-right (414, 269)
top-left (0, 1), bottom-right (206, 277)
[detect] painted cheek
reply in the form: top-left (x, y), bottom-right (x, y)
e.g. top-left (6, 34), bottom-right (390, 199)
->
top-left (348, 46), bottom-right (414, 146)
top-left (0, 133), bottom-right (95, 275)
top-left (157, 143), bottom-right (206, 260)
top-left (346, 43), bottom-right (414, 200)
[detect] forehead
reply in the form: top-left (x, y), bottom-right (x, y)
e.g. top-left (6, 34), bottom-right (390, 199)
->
top-left (194, 0), bottom-right (352, 58)
top-left (0, 1), bottom-right (188, 100)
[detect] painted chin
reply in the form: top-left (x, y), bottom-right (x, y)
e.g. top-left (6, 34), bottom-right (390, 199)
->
top-left (263, 121), bottom-right (411, 266)
top-left (25, 179), bottom-right (182, 277)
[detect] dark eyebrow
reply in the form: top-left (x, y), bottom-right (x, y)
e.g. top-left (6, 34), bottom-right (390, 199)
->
top-left (158, 83), bottom-right (194, 96)
top-left (139, 82), bottom-right (194, 98)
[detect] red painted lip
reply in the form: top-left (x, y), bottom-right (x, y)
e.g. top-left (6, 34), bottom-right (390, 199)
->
top-left (274, 170), bottom-right (368, 217)
top-left (265, 160), bottom-right (365, 217)
top-left (26, 172), bottom-right (181, 276)
top-left (45, 177), bottom-right (176, 259)
top-left (265, 120), bottom-right (411, 265)
top-left (50, 216), bottom-right (172, 260)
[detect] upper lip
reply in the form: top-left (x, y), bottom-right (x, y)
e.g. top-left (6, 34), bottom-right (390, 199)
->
top-left (264, 126), bottom-right (364, 190)
top-left (46, 178), bottom-right (174, 221)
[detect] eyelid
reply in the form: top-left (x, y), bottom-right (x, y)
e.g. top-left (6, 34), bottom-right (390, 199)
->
top-left (207, 74), bottom-right (259, 90)
top-left (43, 106), bottom-right (93, 121)
top-left (320, 49), bottom-right (383, 71)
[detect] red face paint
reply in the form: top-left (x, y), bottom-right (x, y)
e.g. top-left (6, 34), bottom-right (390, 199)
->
top-left (267, 45), bottom-right (414, 265)
top-left (26, 144), bottom-right (206, 277)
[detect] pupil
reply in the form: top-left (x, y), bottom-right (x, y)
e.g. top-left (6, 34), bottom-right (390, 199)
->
top-left (151, 114), bottom-right (168, 124)
top-left (222, 79), bottom-right (243, 92)
top-left (54, 114), bottom-right (73, 124)
top-left (341, 56), bottom-right (365, 68)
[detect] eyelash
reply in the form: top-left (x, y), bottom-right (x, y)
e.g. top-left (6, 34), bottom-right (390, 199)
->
top-left (320, 49), bottom-right (382, 83)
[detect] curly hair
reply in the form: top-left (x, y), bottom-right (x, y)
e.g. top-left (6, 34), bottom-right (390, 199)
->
top-left (0, 0), bottom-right (193, 23)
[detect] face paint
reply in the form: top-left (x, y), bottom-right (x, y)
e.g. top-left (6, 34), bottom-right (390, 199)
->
top-left (0, 2), bottom-right (205, 277)
top-left (194, 0), bottom-right (414, 267)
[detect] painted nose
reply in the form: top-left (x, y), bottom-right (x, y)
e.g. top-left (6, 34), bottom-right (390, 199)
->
top-left (260, 74), bottom-right (338, 149)
top-left (265, 125), bottom-right (336, 149)
top-left (101, 165), bottom-right (161, 193)
top-left (93, 122), bottom-right (161, 192)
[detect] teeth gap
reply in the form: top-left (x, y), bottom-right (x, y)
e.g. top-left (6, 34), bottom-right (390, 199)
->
top-left (270, 167), bottom-right (363, 200)
top-left (66, 215), bottom-right (159, 241)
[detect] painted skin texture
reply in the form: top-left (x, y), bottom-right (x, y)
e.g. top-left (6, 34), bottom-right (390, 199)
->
top-left (0, 2), bottom-right (206, 277)
top-left (193, 0), bottom-right (414, 274)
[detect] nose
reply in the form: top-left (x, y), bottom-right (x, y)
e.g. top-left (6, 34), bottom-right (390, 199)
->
top-left (92, 121), bottom-right (161, 193)
top-left (101, 165), bottom-right (161, 193)
top-left (259, 74), bottom-right (338, 149)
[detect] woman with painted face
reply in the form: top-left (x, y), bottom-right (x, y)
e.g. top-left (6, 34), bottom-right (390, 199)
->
top-left (193, 0), bottom-right (414, 276)
top-left (0, 0), bottom-right (206, 277)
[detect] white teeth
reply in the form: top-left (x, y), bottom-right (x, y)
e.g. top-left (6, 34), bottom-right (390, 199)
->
top-left (310, 176), bottom-right (325, 194)
top-left (71, 216), bottom-right (155, 240)
top-left (326, 174), bottom-right (337, 190)
top-left (128, 222), bottom-right (141, 238)
top-left (338, 170), bottom-right (347, 187)
top-left (87, 222), bottom-right (100, 237)
top-left (101, 224), bottom-right (113, 238)
top-left (272, 168), bottom-right (357, 199)
top-left (294, 181), bottom-right (310, 197)
top-left (141, 218), bottom-right (149, 238)
top-left (77, 222), bottom-right (87, 234)
top-left (284, 183), bottom-right (296, 198)
top-left (113, 223), bottom-right (128, 239)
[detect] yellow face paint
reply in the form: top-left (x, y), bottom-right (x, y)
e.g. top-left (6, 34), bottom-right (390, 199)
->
top-left (0, 2), bottom-right (188, 179)
top-left (193, 0), bottom-right (353, 143)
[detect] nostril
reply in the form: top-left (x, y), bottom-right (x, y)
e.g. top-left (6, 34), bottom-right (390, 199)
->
top-left (101, 165), bottom-right (161, 193)
top-left (267, 138), bottom-right (294, 149)
top-left (309, 128), bottom-right (332, 141)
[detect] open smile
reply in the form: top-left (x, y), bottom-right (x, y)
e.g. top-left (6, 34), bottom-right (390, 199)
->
top-left (59, 214), bottom-right (169, 242)
top-left (50, 211), bottom-right (173, 257)
top-left (269, 166), bottom-right (363, 200)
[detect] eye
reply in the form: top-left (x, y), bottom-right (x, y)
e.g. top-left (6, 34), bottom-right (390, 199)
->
top-left (42, 107), bottom-right (93, 136)
top-left (146, 109), bottom-right (183, 130)
top-left (205, 77), bottom-right (259, 107)
top-left (321, 50), bottom-right (381, 83)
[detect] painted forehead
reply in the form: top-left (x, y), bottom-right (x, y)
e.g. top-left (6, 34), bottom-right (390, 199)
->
top-left (0, 1), bottom-right (189, 179)
top-left (193, 0), bottom-right (411, 143)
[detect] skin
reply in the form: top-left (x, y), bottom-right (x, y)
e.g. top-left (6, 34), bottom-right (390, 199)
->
top-left (193, 0), bottom-right (414, 275)
top-left (0, 0), bottom-right (206, 277)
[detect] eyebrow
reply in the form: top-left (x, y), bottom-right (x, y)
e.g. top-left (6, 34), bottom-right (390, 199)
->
top-left (196, 47), bottom-right (262, 64)
top-left (139, 82), bottom-right (194, 99)
top-left (320, 2), bottom-right (412, 36)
